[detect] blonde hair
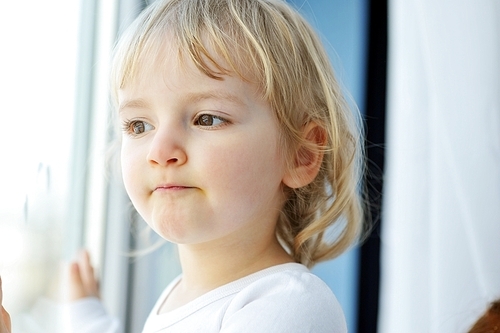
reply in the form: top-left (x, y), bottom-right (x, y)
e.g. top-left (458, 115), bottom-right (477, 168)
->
top-left (111, 0), bottom-right (365, 268)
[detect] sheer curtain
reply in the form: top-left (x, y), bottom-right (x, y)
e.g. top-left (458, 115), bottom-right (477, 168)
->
top-left (380, 0), bottom-right (500, 332)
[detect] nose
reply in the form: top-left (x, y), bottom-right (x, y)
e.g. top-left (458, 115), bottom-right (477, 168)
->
top-left (147, 126), bottom-right (187, 166)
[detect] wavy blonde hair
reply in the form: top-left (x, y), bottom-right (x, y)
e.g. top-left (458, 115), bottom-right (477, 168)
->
top-left (111, 0), bottom-right (365, 268)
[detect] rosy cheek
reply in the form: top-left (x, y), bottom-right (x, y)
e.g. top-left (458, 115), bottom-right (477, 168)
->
top-left (120, 149), bottom-right (131, 182)
top-left (120, 146), bottom-right (141, 195)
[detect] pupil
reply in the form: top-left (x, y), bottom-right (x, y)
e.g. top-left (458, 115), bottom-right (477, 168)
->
top-left (133, 122), bottom-right (145, 134)
top-left (201, 115), bottom-right (213, 126)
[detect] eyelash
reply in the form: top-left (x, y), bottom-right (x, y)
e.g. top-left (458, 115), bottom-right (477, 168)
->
top-left (121, 119), bottom-right (153, 136)
top-left (193, 113), bottom-right (229, 128)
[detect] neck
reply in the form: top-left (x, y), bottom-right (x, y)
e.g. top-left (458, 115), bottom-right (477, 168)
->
top-left (176, 234), bottom-right (293, 294)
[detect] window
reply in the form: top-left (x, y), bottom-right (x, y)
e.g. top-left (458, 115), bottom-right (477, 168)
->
top-left (0, 0), bottom-right (80, 317)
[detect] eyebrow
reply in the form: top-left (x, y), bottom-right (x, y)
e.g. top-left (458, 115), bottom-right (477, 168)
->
top-left (182, 91), bottom-right (246, 106)
top-left (118, 98), bottom-right (150, 113)
top-left (119, 91), bottom-right (246, 113)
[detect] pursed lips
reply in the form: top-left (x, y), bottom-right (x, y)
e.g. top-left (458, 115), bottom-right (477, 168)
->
top-left (154, 184), bottom-right (194, 192)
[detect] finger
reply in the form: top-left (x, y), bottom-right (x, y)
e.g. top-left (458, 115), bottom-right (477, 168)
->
top-left (1, 306), bottom-right (10, 333)
top-left (79, 250), bottom-right (95, 283)
top-left (0, 277), bottom-right (11, 332)
top-left (79, 250), bottom-right (99, 297)
top-left (67, 261), bottom-right (87, 300)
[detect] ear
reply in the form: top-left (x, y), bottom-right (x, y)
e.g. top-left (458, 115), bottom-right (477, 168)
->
top-left (283, 122), bottom-right (327, 189)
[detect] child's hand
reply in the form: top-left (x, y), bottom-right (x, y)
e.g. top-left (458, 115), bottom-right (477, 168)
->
top-left (0, 277), bottom-right (11, 333)
top-left (66, 250), bottom-right (100, 301)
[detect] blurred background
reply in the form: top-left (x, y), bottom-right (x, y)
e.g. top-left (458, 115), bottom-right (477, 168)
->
top-left (0, 1), bottom-right (498, 332)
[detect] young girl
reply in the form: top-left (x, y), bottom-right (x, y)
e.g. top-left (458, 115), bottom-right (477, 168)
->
top-left (0, 0), bottom-right (364, 331)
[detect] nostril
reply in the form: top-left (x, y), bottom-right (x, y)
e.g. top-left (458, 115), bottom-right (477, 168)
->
top-left (147, 142), bottom-right (187, 166)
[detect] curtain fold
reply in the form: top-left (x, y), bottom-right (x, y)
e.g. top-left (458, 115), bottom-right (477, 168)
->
top-left (380, 0), bottom-right (500, 332)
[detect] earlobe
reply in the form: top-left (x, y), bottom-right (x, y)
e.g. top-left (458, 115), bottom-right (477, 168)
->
top-left (283, 122), bottom-right (327, 189)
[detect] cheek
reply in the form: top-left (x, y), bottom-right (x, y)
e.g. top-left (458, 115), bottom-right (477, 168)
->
top-left (120, 143), bottom-right (145, 203)
top-left (204, 134), bottom-right (285, 199)
top-left (120, 145), bottom-right (133, 187)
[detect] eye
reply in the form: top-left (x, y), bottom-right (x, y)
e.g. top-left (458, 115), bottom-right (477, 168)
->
top-left (122, 120), bottom-right (154, 135)
top-left (194, 114), bottom-right (227, 127)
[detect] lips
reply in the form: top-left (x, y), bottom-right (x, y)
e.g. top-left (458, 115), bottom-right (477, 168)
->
top-left (154, 184), bottom-right (193, 191)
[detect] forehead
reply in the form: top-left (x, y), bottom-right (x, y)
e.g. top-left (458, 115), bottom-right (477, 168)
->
top-left (119, 33), bottom-right (266, 102)
top-left (114, 25), bottom-right (264, 100)
top-left (118, 41), bottom-right (265, 110)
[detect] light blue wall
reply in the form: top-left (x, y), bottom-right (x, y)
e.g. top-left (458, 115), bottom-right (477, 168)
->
top-left (286, 1), bottom-right (368, 332)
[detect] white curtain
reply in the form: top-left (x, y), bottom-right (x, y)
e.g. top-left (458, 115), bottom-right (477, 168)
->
top-left (380, 0), bottom-right (500, 332)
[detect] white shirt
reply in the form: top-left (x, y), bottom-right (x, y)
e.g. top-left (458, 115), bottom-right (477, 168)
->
top-left (142, 263), bottom-right (346, 333)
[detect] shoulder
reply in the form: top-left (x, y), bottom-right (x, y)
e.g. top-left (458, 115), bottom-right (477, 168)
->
top-left (221, 263), bottom-right (347, 333)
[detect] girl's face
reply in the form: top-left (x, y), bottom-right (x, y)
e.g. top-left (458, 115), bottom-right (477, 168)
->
top-left (118, 45), bottom-right (289, 247)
